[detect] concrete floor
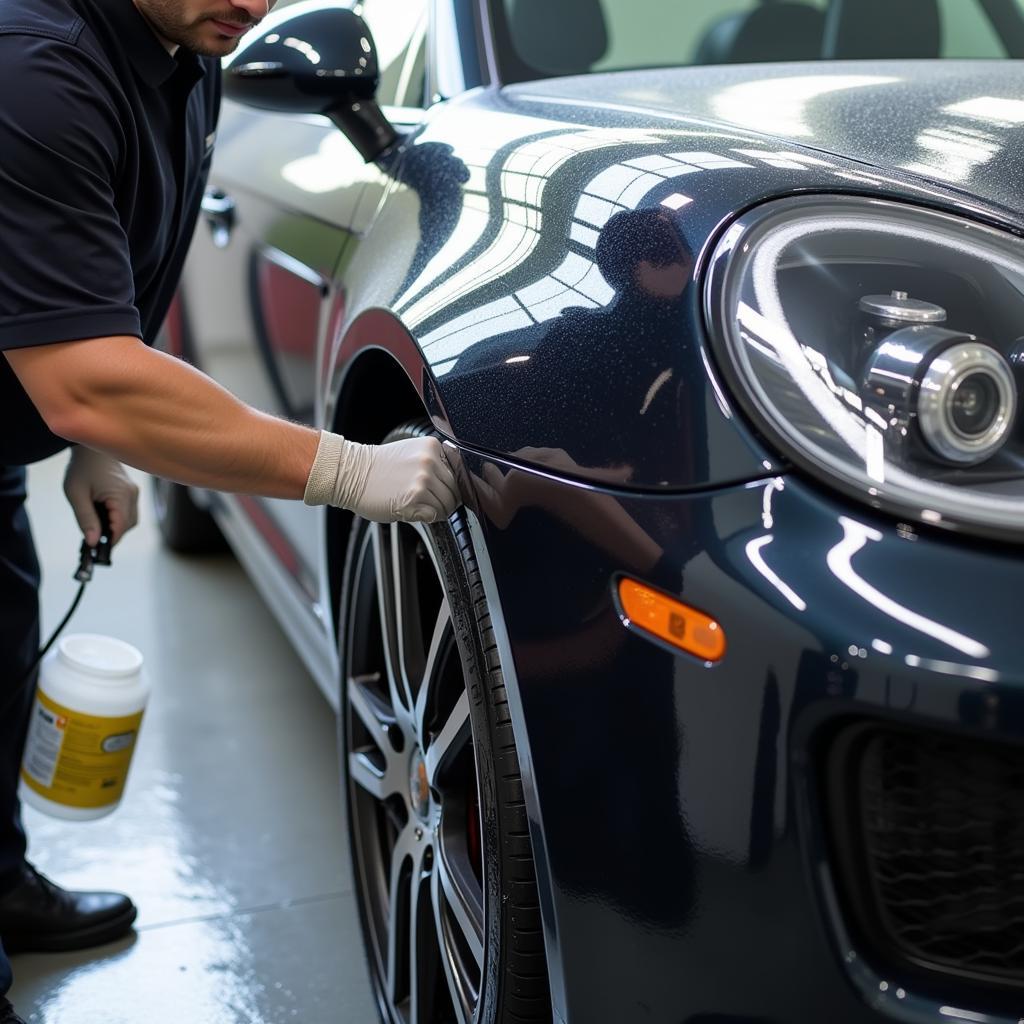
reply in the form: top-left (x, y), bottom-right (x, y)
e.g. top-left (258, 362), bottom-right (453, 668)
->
top-left (9, 454), bottom-right (378, 1024)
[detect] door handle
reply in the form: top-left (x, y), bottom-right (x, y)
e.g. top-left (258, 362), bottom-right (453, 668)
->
top-left (201, 189), bottom-right (235, 248)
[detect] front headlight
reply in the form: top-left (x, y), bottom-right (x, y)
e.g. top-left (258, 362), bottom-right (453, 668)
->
top-left (705, 195), bottom-right (1024, 541)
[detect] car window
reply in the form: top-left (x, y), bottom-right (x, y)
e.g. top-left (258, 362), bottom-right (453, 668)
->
top-left (396, 26), bottom-right (427, 108)
top-left (355, 0), bottom-right (429, 106)
top-left (939, 0), bottom-right (1007, 57)
top-left (388, 17), bottom-right (427, 108)
top-left (596, 0), bottom-right (825, 71)
top-left (490, 0), bottom-right (1024, 82)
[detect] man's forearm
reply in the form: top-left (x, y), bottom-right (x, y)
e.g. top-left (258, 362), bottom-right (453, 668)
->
top-left (6, 336), bottom-right (318, 497)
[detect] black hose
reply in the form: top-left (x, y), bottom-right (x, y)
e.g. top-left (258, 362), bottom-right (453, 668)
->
top-left (16, 582), bottom-right (87, 690)
top-left (1, 501), bottom-right (112, 716)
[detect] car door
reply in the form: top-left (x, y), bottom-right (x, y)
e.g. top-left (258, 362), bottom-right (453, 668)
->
top-left (180, 0), bottom-right (429, 601)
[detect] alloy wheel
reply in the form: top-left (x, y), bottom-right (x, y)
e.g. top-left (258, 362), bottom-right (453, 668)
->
top-left (344, 520), bottom-right (485, 1024)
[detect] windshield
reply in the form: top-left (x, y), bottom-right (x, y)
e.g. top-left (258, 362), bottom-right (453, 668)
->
top-left (489, 0), bottom-right (1024, 83)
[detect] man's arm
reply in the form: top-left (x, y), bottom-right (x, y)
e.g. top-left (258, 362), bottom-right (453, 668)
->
top-left (6, 335), bottom-right (319, 497)
top-left (6, 335), bottom-right (460, 524)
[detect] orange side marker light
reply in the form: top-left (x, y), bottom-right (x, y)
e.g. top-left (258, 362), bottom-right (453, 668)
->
top-left (617, 578), bottom-right (726, 662)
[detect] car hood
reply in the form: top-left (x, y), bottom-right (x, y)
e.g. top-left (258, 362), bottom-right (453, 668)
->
top-left (503, 60), bottom-right (1024, 220)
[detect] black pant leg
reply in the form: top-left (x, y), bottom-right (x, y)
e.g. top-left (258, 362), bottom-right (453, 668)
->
top-left (0, 466), bottom-right (40, 898)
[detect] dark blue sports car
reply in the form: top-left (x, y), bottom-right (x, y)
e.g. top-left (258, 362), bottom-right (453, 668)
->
top-left (156, 1), bottom-right (1024, 1021)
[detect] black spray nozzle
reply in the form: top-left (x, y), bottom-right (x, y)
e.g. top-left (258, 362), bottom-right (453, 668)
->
top-left (93, 502), bottom-right (112, 566)
top-left (74, 502), bottom-right (113, 582)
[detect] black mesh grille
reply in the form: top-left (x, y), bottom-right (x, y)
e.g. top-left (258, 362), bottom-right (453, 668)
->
top-left (831, 724), bottom-right (1024, 990)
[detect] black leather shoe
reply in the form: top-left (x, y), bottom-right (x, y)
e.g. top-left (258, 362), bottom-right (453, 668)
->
top-left (0, 864), bottom-right (136, 954)
top-left (0, 998), bottom-right (26, 1024)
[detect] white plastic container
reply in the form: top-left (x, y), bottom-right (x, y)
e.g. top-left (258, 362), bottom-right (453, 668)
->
top-left (19, 634), bottom-right (149, 821)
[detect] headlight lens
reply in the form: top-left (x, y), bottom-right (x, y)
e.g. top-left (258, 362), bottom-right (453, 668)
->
top-left (705, 195), bottom-right (1024, 540)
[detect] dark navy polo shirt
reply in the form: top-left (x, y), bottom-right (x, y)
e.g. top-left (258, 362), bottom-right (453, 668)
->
top-left (0, 0), bottom-right (220, 464)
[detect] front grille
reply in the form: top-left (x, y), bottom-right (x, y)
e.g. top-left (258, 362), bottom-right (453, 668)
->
top-left (827, 723), bottom-right (1024, 990)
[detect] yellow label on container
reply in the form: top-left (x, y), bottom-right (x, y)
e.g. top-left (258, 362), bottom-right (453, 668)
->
top-left (20, 689), bottom-right (143, 809)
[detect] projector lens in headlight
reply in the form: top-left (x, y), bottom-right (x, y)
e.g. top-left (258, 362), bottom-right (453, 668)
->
top-left (952, 374), bottom-right (999, 434)
top-left (918, 342), bottom-right (1016, 464)
top-left (862, 326), bottom-right (1017, 467)
top-left (704, 196), bottom-right (1024, 540)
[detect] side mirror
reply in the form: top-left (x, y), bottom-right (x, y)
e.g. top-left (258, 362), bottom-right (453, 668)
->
top-left (223, 4), bottom-right (398, 162)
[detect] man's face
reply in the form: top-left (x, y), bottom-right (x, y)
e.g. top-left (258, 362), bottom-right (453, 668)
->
top-left (134, 0), bottom-right (275, 57)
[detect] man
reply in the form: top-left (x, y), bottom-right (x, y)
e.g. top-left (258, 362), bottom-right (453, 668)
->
top-left (0, 0), bottom-right (459, 1017)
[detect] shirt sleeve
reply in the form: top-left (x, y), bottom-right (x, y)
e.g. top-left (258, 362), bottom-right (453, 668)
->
top-left (0, 35), bottom-right (142, 350)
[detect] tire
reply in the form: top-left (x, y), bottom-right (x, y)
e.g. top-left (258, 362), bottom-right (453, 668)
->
top-left (151, 476), bottom-right (227, 554)
top-left (338, 421), bottom-right (552, 1024)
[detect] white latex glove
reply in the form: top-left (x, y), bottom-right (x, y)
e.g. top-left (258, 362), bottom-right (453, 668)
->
top-left (63, 446), bottom-right (141, 547)
top-left (303, 431), bottom-right (460, 523)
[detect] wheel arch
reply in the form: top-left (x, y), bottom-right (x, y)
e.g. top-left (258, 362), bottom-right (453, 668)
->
top-left (323, 307), bottom-right (454, 637)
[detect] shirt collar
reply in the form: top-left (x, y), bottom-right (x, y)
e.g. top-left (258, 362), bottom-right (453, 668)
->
top-left (93, 0), bottom-right (204, 88)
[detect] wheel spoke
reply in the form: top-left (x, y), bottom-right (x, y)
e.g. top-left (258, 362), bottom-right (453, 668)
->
top-left (408, 846), bottom-right (437, 1024)
top-left (348, 750), bottom-right (399, 801)
top-left (371, 523), bottom-right (415, 721)
top-left (349, 673), bottom-right (397, 737)
top-left (413, 601), bottom-right (452, 749)
top-left (425, 690), bottom-right (470, 789)
top-left (392, 523), bottom-right (426, 712)
top-left (385, 827), bottom-right (417, 1006)
top-left (436, 842), bottom-right (485, 970)
top-left (431, 867), bottom-right (473, 1024)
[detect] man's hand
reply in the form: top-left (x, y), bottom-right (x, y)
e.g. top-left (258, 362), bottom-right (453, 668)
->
top-left (64, 446), bottom-right (140, 547)
top-left (303, 432), bottom-right (460, 523)
top-left (357, 437), bottom-right (460, 523)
